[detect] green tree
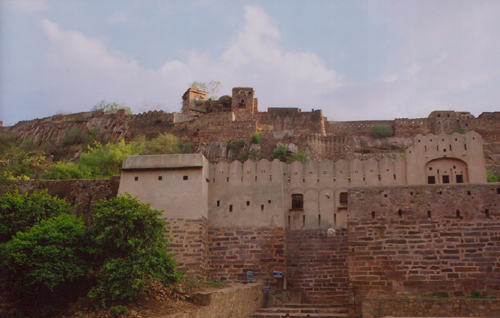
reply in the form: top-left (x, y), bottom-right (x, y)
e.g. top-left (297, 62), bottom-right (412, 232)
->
top-left (0, 190), bottom-right (74, 244)
top-left (190, 81), bottom-right (221, 100)
top-left (1, 214), bottom-right (91, 302)
top-left (371, 124), bottom-right (394, 138)
top-left (89, 195), bottom-right (181, 301)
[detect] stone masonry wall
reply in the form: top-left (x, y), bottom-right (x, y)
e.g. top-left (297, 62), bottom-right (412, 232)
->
top-left (207, 227), bottom-right (286, 282)
top-left (362, 298), bottom-right (500, 318)
top-left (169, 283), bottom-right (264, 318)
top-left (286, 229), bottom-right (349, 303)
top-left (163, 217), bottom-right (208, 278)
top-left (348, 183), bottom-right (500, 312)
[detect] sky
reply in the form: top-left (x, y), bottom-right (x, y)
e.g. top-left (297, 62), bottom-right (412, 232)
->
top-left (1, 0), bottom-right (499, 126)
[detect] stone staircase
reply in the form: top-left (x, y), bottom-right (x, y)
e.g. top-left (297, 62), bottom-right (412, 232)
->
top-left (248, 303), bottom-right (349, 318)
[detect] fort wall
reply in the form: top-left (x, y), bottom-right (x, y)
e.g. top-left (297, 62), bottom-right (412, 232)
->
top-left (348, 183), bottom-right (500, 311)
top-left (207, 227), bottom-right (286, 282)
top-left (286, 229), bottom-right (349, 303)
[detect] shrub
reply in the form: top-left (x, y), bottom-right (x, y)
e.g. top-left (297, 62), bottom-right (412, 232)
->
top-left (154, 117), bottom-right (163, 124)
top-left (42, 161), bottom-right (91, 180)
top-left (0, 190), bottom-right (74, 244)
top-left (63, 128), bottom-right (85, 146)
top-left (109, 305), bottom-right (128, 315)
top-left (271, 145), bottom-right (288, 162)
top-left (143, 133), bottom-right (181, 155)
top-left (236, 139), bottom-right (245, 148)
top-left (89, 195), bottom-right (181, 301)
top-left (487, 171), bottom-right (500, 182)
top-left (0, 214), bottom-right (91, 301)
top-left (250, 132), bottom-right (261, 144)
top-left (371, 124), bottom-right (394, 138)
top-left (290, 151), bottom-right (309, 164)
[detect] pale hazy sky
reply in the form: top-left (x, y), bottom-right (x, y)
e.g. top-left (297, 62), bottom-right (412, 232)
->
top-left (1, 0), bottom-right (499, 126)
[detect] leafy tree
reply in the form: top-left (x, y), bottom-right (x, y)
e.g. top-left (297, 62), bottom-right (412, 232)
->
top-left (89, 195), bottom-right (181, 301)
top-left (251, 132), bottom-right (261, 144)
top-left (371, 124), bottom-right (394, 138)
top-left (0, 214), bottom-right (91, 302)
top-left (91, 100), bottom-right (131, 113)
top-left (0, 190), bottom-right (74, 244)
top-left (190, 81), bottom-right (221, 99)
top-left (271, 145), bottom-right (288, 162)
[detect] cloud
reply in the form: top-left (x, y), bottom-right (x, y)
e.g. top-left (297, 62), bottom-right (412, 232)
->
top-left (106, 11), bottom-right (128, 24)
top-left (28, 2), bottom-right (500, 124)
top-left (35, 5), bottom-right (344, 120)
top-left (6, 0), bottom-right (49, 12)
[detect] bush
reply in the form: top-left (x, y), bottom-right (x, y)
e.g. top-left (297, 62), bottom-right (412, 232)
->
top-left (89, 195), bottom-right (181, 301)
top-left (487, 171), bottom-right (500, 182)
top-left (63, 128), bottom-right (85, 146)
top-left (42, 161), bottom-right (91, 180)
top-left (371, 124), bottom-right (394, 138)
top-left (271, 145), bottom-right (288, 162)
top-left (0, 214), bottom-right (91, 301)
top-left (0, 190), bottom-right (74, 244)
top-left (290, 151), bottom-right (309, 164)
top-left (250, 133), bottom-right (261, 144)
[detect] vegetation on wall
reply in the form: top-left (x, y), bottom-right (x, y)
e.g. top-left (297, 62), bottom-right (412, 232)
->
top-left (371, 124), bottom-right (394, 138)
top-left (0, 191), bottom-right (181, 312)
top-left (487, 170), bottom-right (500, 182)
top-left (91, 99), bottom-right (131, 113)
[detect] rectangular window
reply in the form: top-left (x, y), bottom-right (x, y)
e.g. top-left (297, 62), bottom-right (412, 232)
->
top-left (456, 175), bottom-right (464, 183)
top-left (158, 176), bottom-right (162, 180)
top-left (183, 176), bottom-right (188, 180)
top-left (134, 176), bottom-right (138, 181)
top-left (442, 175), bottom-right (450, 184)
top-left (217, 200), bottom-right (220, 207)
top-left (261, 205), bottom-right (264, 211)
top-left (428, 176), bottom-right (436, 184)
top-left (291, 194), bottom-right (304, 210)
top-left (229, 205), bottom-right (233, 212)
top-left (339, 192), bottom-right (348, 205)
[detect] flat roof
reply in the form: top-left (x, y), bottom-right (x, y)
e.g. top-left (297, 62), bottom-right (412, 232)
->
top-left (122, 154), bottom-right (206, 170)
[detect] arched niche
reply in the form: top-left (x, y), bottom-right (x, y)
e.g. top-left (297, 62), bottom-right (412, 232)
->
top-left (424, 157), bottom-right (468, 185)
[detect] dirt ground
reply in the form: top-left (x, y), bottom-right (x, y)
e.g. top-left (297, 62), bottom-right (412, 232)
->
top-left (1, 278), bottom-right (231, 318)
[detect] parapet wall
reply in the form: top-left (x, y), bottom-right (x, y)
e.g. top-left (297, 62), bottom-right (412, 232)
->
top-left (347, 183), bottom-right (500, 311)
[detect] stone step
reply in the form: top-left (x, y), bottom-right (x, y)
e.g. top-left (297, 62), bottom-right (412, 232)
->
top-left (250, 313), bottom-right (348, 318)
top-left (249, 305), bottom-right (349, 318)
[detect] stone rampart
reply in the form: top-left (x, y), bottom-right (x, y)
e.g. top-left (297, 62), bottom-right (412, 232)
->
top-left (348, 183), bottom-right (500, 312)
top-left (164, 217), bottom-right (208, 278)
top-left (362, 298), bottom-right (500, 318)
top-left (207, 227), bottom-right (286, 282)
top-left (286, 229), bottom-right (349, 303)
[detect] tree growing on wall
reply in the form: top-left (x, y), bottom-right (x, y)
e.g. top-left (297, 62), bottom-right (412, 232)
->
top-left (371, 124), bottom-right (394, 138)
